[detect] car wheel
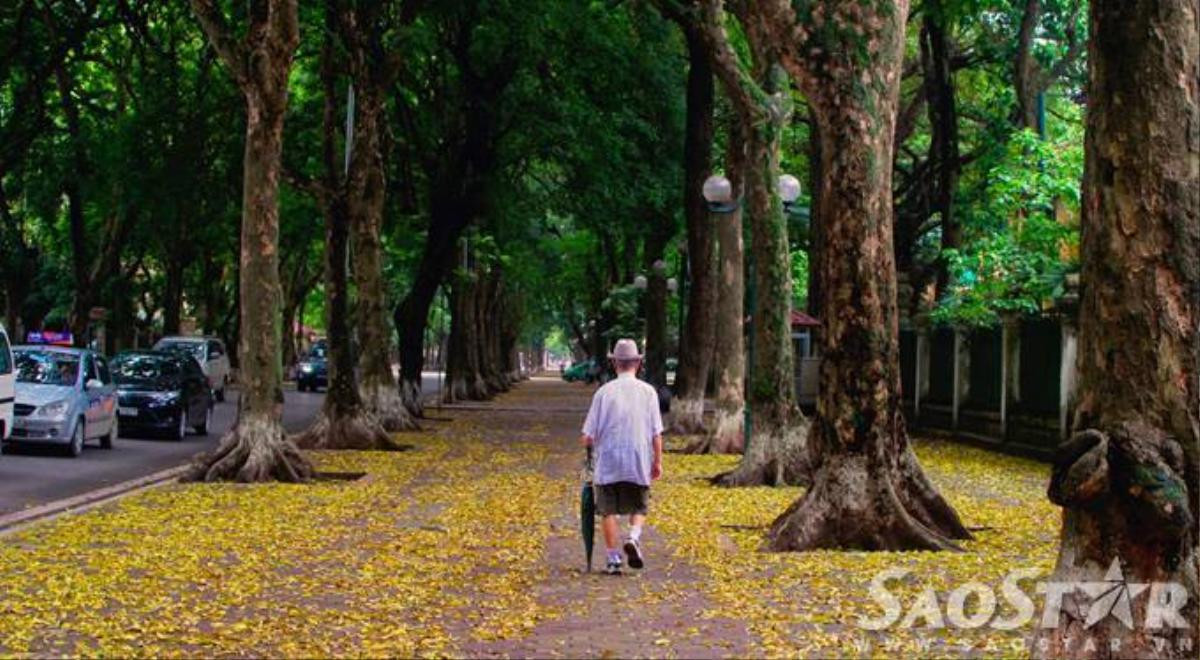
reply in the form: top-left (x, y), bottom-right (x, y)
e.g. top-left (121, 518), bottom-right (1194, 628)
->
top-left (101, 418), bottom-right (116, 449)
top-left (67, 421), bottom-right (84, 457)
top-left (216, 381), bottom-right (226, 402)
top-left (193, 404), bottom-right (211, 435)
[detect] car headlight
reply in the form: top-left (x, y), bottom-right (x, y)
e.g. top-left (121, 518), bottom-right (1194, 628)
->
top-left (36, 400), bottom-right (70, 420)
top-left (300, 363), bottom-right (314, 373)
top-left (149, 391), bottom-right (182, 405)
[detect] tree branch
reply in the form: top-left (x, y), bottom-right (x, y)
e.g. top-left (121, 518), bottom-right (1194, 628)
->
top-left (189, 0), bottom-right (248, 85)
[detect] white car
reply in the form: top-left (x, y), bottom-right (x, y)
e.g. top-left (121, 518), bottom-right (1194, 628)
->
top-left (0, 325), bottom-right (13, 440)
top-left (153, 336), bottom-right (231, 401)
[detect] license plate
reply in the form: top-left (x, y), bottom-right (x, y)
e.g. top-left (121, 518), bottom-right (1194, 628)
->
top-left (118, 407), bottom-right (138, 417)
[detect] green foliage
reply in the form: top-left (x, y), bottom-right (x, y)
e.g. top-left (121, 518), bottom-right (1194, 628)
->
top-left (934, 121), bottom-right (1083, 326)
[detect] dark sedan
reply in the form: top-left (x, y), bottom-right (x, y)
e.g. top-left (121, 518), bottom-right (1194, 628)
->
top-left (296, 344), bottom-right (328, 392)
top-left (111, 351), bottom-right (213, 441)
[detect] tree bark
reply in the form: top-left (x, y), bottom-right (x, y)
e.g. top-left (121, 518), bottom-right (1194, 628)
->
top-left (292, 15), bottom-right (397, 451)
top-left (185, 0), bottom-right (312, 482)
top-left (748, 0), bottom-right (970, 549)
top-left (1014, 0), bottom-right (1042, 131)
top-left (669, 24), bottom-right (718, 434)
top-left (443, 254), bottom-right (491, 403)
top-left (1035, 0), bottom-right (1199, 654)
top-left (922, 1), bottom-right (962, 297)
top-left (697, 1), bottom-right (809, 485)
top-left (688, 135), bottom-right (745, 455)
top-left (805, 107), bottom-right (823, 319)
top-left (348, 87), bottom-right (417, 431)
top-left (642, 230), bottom-right (672, 390)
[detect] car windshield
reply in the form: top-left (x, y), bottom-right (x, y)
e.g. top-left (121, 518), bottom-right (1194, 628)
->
top-left (309, 345), bottom-right (327, 359)
top-left (15, 351), bottom-right (80, 386)
top-left (157, 341), bottom-right (205, 360)
top-left (111, 354), bottom-right (173, 381)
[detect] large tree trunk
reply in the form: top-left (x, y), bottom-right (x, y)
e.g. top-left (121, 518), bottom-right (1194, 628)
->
top-left (714, 89), bottom-right (808, 486)
top-left (162, 249), bottom-right (186, 336)
top-left (670, 24), bottom-right (718, 434)
top-left (348, 88), bottom-right (416, 431)
top-left (696, 5), bottom-right (809, 485)
top-left (922, 1), bottom-right (962, 297)
top-left (1034, 0), bottom-right (1199, 655)
top-left (1014, 0), bottom-right (1042, 131)
top-left (186, 0), bottom-right (311, 482)
top-left (54, 60), bottom-right (92, 347)
top-left (687, 127), bottom-right (746, 456)
top-left (443, 257), bottom-right (490, 403)
top-left (753, 0), bottom-right (970, 549)
top-left (294, 19), bottom-right (396, 451)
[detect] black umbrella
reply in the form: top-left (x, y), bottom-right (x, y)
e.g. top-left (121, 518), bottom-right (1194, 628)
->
top-left (580, 447), bottom-right (595, 572)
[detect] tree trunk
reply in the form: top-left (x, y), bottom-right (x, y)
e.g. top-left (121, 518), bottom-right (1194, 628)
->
top-left (348, 88), bottom-right (416, 431)
top-left (694, 3), bottom-right (810, 485)
top-left (642, 232), bottom-right (672, 390)
top-left (923, 1), bottom-right (962, 297)
top-left (1014, 0), bottom-right (1042, 131)
top-left (1035, 0), bottom-right (1199, 654)
top-left (755, 0), bottom-right (970, 549)
top-left (670, 24), bottom-right (718, 434)
top-left (162, 251), bottom-right (186, 336)
top-left (293, 19), bottom-right (396, 451)
top-left (186, 0), bottom-right (311, 482)
top-left (444, 259), bottom-right (490, 402)
top-left (687, 125), bottom-right (746, 456)
top-left (805, 107), bottom-right (823, 319)
top-left (54, 60), bottom-right (92, 347)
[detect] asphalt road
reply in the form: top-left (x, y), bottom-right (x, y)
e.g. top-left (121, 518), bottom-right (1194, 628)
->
top-left (0, 373), bottom-right (445, 517)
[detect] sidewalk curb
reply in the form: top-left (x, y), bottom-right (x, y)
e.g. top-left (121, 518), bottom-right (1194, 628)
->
top-left (0, 464), bottom-right (189, 536)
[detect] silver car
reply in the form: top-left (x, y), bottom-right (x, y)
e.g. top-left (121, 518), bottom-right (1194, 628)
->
top-left (8, 346), bottom-right (118, 457)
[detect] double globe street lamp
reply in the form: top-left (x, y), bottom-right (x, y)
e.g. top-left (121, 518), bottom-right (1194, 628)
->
top-left (699, 171), bottom-right (802, 450)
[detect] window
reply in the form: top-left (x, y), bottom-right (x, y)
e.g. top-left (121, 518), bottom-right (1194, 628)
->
top-left (0, 332), bottom-right (10, 375)
top-left (84, 355), bottom-right (98, 385)
top-left (15, 351), bottom-right (80, 386)
top-left (96, 356), bottom-right (113, 385)
top-left (208, 340), bottom-right (224, 358)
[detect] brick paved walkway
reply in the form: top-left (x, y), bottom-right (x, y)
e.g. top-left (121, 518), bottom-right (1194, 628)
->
top-left (444, 376), bottom-right (753, 659)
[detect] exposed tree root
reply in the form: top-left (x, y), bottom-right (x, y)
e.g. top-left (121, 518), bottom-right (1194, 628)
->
top-left (668, 396), bottom-right (706, 434)
top-left (291, 410), bottom-right (409, 451)
top-left (361, 380), bottom-right (419, 431)
top-left (183, 415), bottom-right (313, 483)
top-left (683, 408), bottom-right (743, 454)
top-left (766, 448), bottom-right (971, 552)
top-left (712, 418), bottom-right (811, 487)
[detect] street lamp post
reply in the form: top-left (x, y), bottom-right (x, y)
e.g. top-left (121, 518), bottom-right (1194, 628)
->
top-left (702, 174), bottom-right (751, 446)
top-left (696, 173), bottom-right (802, 453)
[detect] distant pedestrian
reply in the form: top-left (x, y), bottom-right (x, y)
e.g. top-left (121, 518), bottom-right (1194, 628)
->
top-left (579, 338), bottom-right (664, 575)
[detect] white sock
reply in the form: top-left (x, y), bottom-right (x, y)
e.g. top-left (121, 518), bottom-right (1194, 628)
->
top-left (629, 524), bottom-right (643, 542)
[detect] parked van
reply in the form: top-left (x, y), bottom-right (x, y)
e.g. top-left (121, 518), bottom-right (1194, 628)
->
top-left (0, 325), bottom-right (13, 440)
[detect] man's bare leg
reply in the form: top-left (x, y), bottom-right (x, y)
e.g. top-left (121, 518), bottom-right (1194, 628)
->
top-left (602, 514), bottom-right (621, 552)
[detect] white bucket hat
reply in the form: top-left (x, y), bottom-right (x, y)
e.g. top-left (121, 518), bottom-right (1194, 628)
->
top-left (607, 338), bottom-right (642, 360)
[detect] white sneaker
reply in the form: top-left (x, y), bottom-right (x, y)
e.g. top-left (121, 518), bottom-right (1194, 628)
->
top-left (623, 537), bottom-right (644, 569)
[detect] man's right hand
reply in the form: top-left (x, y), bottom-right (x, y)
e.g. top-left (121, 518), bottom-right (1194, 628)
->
top-left (580, 434), bottom-right (593, 448)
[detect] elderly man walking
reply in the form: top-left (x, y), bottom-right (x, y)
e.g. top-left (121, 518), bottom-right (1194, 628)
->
top-left (580, 338), bottom-right (664, 575)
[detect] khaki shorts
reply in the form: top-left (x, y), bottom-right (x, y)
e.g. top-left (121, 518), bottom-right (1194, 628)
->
top-left (594, 482), bottom-right (650, 516)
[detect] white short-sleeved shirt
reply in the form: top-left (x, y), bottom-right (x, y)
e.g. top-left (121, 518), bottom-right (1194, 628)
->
top-left (581, 372), bottom-right (664, 486)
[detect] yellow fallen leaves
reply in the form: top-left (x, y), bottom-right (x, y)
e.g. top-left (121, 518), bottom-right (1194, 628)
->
top-left (652, 439), bottom-right (1058, 659)
top-left (0, 416), bottom-right (560, 658)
